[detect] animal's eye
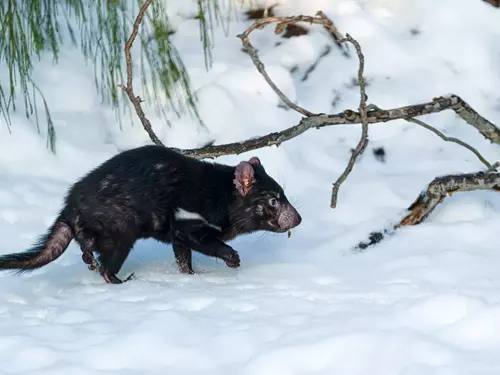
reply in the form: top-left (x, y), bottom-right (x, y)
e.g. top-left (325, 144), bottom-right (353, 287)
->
top-left (269, 198), bottom-right (277, 207)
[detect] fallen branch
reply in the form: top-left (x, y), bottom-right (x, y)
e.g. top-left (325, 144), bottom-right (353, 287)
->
top-left (356, 170), bottom-right (500, 250)
top-left (398, 171), bottom-right (500, 226)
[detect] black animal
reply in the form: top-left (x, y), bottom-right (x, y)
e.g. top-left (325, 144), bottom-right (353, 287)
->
top-left (0, 146), bottom-right (302, 284)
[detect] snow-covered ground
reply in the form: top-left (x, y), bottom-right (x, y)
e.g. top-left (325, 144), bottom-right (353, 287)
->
top-left (1, 0), bottom-right (500, 373)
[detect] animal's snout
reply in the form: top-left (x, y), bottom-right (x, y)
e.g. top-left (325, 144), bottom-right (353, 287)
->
top-left (278, 203), bottom-right (302, 231)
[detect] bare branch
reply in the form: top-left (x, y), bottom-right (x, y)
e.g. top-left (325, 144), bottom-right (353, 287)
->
top-left (314, 95), bottom-right (500, 145)
top-left (366, 103), bottom-right (498, 170)
top-left (356, 171), bottom-right (500, 250)
top-left (119, 0), bottom-right (165, 147)
top-left (330, 33), bottom-right (369, 208)
top-left (171, 95), bottom-right (500, 160)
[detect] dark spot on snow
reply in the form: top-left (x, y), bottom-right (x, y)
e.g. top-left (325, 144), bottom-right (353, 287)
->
top-left (373, 147), bottom-right (386, 163)
top-left (278, 102), bottom-right (290, 111)
top-left (355, 231), bottom-right (386, 251)
top-left (331, 90), bottom-right (342, 109)
top-left (410, 28), bottom-right (421, 36)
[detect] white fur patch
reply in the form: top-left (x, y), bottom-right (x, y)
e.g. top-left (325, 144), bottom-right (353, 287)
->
top-left (175, 208), bottom-right (205, 221)
top-left (174, 208), bottom-right (221, 231)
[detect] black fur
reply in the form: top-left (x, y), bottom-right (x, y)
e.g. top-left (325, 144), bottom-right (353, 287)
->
top-left (0, 146), bottom-right (301, 283)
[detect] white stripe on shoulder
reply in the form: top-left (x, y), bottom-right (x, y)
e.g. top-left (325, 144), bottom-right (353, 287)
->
top-left (175, 208), bottom-right (205, 221)
top-left (174, 208), bottom-right (222, 232)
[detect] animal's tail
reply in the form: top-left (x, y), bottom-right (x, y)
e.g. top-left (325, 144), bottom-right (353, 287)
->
top-left (0, 217), bottom-right (74, 274)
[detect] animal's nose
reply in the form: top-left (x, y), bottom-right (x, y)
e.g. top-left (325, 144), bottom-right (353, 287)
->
top-left (294, 213), bottom-right (302, 226)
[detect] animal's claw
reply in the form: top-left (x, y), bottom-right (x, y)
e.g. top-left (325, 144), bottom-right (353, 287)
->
top-left (223, 250), bottom-right (240, 268)
top-left (83, 252), bottom-right (135, 284)
top-left (82, 251), bottom-right (98, 270)
top-left (100, 270), bottom-right (135, 284)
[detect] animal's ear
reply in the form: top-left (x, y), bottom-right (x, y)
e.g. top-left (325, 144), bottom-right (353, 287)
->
top-left (249, 156), bottom-right (265, 171)
top-left (248, 157), bottom-right (261, 165)
top-left (234, 161), bottom-right (255, 197)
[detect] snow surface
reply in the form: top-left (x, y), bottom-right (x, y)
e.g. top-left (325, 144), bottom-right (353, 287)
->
top-left (1, 0), bottom-right (500, 373)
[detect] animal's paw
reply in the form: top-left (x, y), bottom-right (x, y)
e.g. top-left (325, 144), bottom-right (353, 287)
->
top-left (223, 249), bottom-right (240, 269)
top-left (179, 263), bottom-right (195, 274)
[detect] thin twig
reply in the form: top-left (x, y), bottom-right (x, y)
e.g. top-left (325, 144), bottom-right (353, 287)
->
top-left (407, 118), bottom-right (494, 170)
top-left (330, 33), bottom-right (369, 208)
top-left (236, 12), bottom-right (344, 117)
top-left (366, 103), bottom-right (498, 170)
top-left (119, 0), bottom-right (164, 146)
top-left (238, 26), bottom-right (313, 116)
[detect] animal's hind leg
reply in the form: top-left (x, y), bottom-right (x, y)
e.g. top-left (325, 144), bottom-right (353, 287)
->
top-left (96, 238), bottom-right (135, 284)
top-left (74, 231), bottom-right (99, 271)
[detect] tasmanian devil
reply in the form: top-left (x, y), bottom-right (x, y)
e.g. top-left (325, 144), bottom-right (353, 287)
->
top-left (0, 145), bottom-right (302, 284)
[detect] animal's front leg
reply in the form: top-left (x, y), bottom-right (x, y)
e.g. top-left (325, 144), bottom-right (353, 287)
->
top-left (172, 241), bottom-right (194, 274)
top-left (174, 224), bottom-right (240, 269)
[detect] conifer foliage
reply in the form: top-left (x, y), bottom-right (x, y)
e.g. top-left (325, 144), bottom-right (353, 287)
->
top-left (0, 0), bottom-right (224, 152)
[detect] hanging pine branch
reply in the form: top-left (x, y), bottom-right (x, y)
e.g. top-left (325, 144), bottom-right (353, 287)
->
top-left (0, 0), bottom-right (226, 152)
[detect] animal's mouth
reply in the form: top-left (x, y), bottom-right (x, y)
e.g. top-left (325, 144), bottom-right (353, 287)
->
top-left (275, 227), bottom-right (289, 233)
top-left (266, 220), bottom-right (288, 233)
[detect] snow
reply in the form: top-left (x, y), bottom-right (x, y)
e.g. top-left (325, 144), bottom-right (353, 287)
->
top-left (1, 0), bottom-right (500, 373)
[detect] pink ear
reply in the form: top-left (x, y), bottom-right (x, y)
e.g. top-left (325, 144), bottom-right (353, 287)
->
top-left (233, 161), bottom-right (255, 196)
top-left (248, 157), bottom-right (261, 165)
